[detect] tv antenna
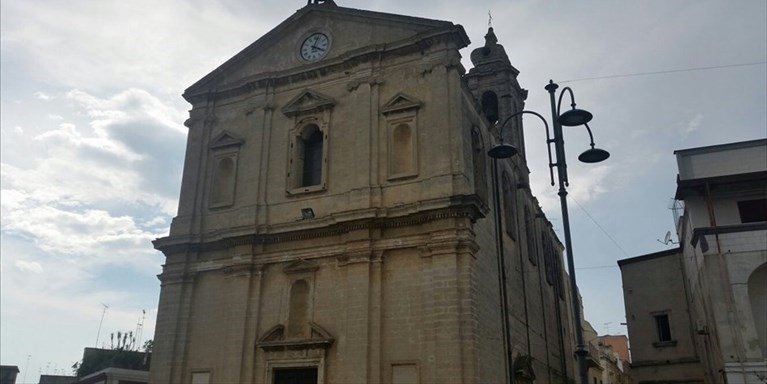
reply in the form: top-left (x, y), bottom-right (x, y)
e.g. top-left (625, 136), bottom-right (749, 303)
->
top-left (95, 303), bottom-right (109, 347)
top-left (657, 230), bottom-right (678, 245)
top-left (134, 309), bottom-right (146, 351)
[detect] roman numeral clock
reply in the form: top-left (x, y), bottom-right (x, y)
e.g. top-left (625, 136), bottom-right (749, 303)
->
top-left (300, 32), bottom-right (330, 62)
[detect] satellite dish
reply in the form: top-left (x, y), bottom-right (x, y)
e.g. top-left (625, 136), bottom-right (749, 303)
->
top-left (656, 230), bottom-right (678, 245)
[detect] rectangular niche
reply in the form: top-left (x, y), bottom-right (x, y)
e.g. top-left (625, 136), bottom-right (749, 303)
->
top-left (382, 93), bottom-right (421, 181)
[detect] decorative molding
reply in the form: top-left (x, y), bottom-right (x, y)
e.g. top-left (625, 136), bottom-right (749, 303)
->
top-left (157, 271), bottom-right (194, 286)
top-left (381, 93), bottom-right (422, 115)
top-left (222, 263), bottom-right (253, 278)
top-left (154, 198), bottom-right (485, 255)
top-left (336, 250), bottom-right (373, 267)
top-left (256, 322), bottom-right (335, 351)
top-left (346, 76), bottom-right (384, 92)
top-left (283, 259), bottom-right (320, 274)
top-left (209, 131), bottom-right (244, 150)
top-left (281, 90), bottom-right (336, 117)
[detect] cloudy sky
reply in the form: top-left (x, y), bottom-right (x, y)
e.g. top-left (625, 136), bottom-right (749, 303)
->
top-left (1, 0), bottom-right (765, 379)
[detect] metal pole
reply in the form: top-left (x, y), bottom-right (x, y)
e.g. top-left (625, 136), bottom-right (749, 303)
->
top-left (492, 158), bottom-right (514, 384)
top-left (545, 81), bottom-right (588, 384)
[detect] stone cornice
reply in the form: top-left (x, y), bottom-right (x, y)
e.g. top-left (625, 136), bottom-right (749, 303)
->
top-left (153, 197), bottom-right (485, 255)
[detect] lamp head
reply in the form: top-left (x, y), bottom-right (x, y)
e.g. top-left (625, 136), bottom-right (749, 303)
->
top-left (558, 108), bottom-right (593, 127)
top-left (487, 143), bottom-right (519, 159)
top-left (578, 147), bottom-right (610, 163)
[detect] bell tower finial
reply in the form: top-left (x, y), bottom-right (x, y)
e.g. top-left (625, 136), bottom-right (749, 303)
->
top-left (488, 10), bottom-right (493, 28)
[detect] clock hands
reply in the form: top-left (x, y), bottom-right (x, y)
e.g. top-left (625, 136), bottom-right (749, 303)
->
top-left (311, 45), bottom-right (326, 52)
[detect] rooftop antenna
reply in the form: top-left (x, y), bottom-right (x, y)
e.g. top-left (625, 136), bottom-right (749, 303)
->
top-left (95, 303), bottom-right (109, 348)
top-left (134, 309), bottom-right (146, 351)
top-left (657, 230), bottom-right (678, 245)
top-left (23, 355), bottom-right (30, 384)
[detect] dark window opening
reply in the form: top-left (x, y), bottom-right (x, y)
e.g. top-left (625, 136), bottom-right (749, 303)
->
top-left (273, 367), bottom-right (318, 384)
top-left (471, 127), bottom-right (488, 203)
top-left (481, 91), bottom-right (499, 125)
top-left (524, 206), bottom-right (537, 265)
top-left (543, 233), bottom-right (553, 285)
top-left (738, 199), bottom-right (767, 223)
top-left (655, 313), bottom-right (672, 342)
top-left (302, 128), bottom-right (323, 187)
top-left (502, 172), bottom-right (517, 239)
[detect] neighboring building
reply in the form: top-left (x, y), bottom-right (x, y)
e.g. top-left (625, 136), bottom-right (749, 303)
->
top-left (619, 139), bottom-right (767, 384)
top-left (0, 366), bottom-right (19, 384)
top-left (75, 348), bottom-right (150, 379)
top-left (152, 1), bottom-right (584, 383)
top-left (38, 375), bottom-right (77, 384)
top-left (597, 335), bottom-right (630, 365)
top-left (76, 368), bottom-right (148, 384)
top-left (583, 324), bottom-right (632, 384)
top-left (584, 321), bottom-right (606, 384)
top-left (594, 336), bottom-right (631, 384)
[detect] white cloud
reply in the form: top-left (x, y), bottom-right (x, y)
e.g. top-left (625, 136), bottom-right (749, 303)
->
top-left (684, 113), bottom-right (704, 135)
top-left (14, 260), bottom-right (44, 273)
top-left (33, 91), bottom-right (52, 100)
top-left (48, 114), bottom-right (64, 120)
top-left (1, 0), bottom-right (280, 94)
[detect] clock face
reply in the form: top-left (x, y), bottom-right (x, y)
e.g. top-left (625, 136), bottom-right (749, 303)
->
top-left (300, 33), bottom-right (330, 62)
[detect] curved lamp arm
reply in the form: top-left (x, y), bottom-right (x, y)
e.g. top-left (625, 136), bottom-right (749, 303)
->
top-left (557, 86), bottom-right (578, 116)
top-left (496, 110), bottom-right (556, 186)
top-left (583, 123), bottom-right (596, 148)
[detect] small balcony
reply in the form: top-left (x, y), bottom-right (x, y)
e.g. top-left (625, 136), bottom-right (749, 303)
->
top-left (691, 222), bottom-right (767, 255)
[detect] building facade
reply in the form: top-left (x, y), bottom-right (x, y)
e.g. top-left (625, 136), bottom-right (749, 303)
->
top-left (151, 2), bottom-right (581, 383)
top-left (619, 139), bottom-right (767, 384)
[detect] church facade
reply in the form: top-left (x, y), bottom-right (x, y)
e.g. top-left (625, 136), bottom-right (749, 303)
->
top-left (151, 2), bottom-right (579, 383)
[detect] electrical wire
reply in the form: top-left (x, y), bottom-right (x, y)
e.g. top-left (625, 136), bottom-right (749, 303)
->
top-left (560, 61), bottom-right (767, 84)
top-left (570, 196), bottom-right (631, 258)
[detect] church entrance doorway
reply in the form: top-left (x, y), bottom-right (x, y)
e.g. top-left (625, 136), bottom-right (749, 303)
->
top-left (273, 367), bottom-right (318, 384)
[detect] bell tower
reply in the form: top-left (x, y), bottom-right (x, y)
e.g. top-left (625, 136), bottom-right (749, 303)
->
top-left (466, 27), bottom-right (529, 161)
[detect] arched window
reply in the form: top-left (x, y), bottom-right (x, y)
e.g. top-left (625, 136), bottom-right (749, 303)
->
top-left (300, 125), bottom-right (323, 187)
top-left (481, 91), bottom-right (499, 125)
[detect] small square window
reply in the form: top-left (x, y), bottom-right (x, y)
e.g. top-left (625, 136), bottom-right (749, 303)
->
top-left (738, 199), bottom-right (767, 223)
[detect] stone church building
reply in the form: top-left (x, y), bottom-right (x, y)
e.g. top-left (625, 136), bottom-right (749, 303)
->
top-left (152, 1), bottom-right (580, 383)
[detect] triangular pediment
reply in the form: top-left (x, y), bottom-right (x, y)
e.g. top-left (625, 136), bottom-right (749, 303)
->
top-left (283, 258), bottom-right (320, 274)
top-left (381, 93), bottom-right (422, 115)
top-left (281, 90), bottom-right (336, 117)
top-left (209, 131), bottom-right (244, 150)
top-left (257, 322), bottom-right (335, 351)
top-left (183, 5), bottom-right (468, 102)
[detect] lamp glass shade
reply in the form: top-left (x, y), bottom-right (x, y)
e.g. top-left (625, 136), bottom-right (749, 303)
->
top-left (578, 148), bottom-right (610, 163)
top-left (558, 108), bottom-right (593, 127)
top-left (487, 143), bottom-right (519, 159)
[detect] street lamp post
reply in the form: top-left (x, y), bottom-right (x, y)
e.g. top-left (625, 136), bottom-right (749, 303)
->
top-left (488, 80), bottom-right (609, 384)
